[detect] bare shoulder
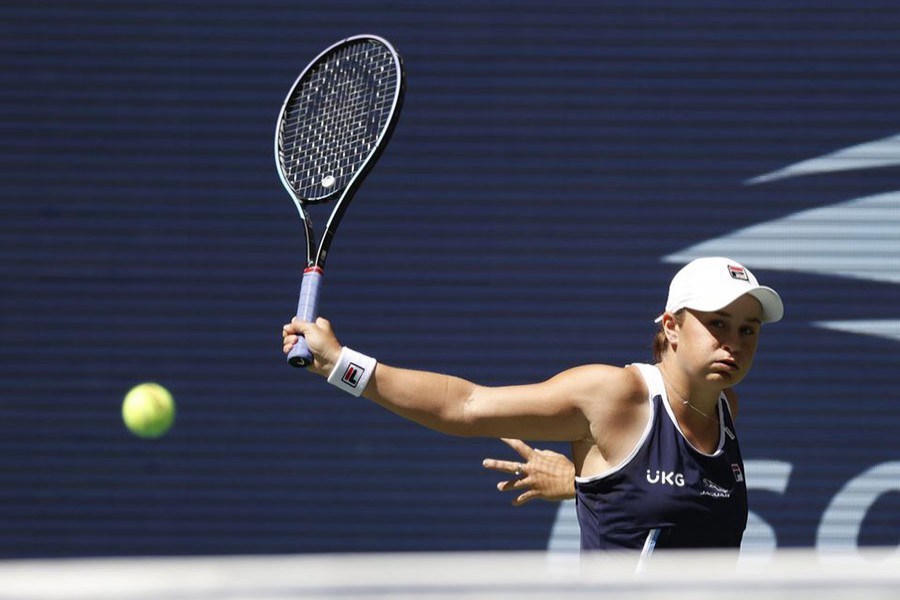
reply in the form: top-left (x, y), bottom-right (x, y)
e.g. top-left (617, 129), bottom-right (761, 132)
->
top-left (547, 364), bottom-right (648, 433)
top-left (546, 363), bottom-right (646, 405)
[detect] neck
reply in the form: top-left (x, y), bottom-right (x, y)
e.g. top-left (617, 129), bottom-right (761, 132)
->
top-left (656, 360), bottom-right (721, 422)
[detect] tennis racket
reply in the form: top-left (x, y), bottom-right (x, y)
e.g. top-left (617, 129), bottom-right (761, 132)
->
top-left (275, 34), bottom-right (406, 367)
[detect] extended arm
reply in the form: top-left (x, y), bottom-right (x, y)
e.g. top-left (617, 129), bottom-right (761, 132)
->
top-left (282, 317), bottom-right (634, 443)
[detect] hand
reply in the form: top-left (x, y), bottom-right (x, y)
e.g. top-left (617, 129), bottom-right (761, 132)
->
top-left (482, 438), bottom-right (576, 506)
top-left (282, 317), bottom-right (343, 376)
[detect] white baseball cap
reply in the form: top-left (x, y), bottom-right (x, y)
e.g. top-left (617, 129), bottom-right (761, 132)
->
top-left (655, 257), bottom-right (784, 324)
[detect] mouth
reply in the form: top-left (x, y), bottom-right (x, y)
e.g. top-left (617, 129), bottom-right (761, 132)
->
top-left (713, 359), bottom-right (739, 371)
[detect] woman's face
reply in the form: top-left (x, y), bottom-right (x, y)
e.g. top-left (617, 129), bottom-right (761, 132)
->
top-left (667, 294), bottom-right (763, 387)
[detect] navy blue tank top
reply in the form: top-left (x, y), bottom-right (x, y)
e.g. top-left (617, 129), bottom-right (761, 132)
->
top-left (575, 363), bottom-right (748, 551)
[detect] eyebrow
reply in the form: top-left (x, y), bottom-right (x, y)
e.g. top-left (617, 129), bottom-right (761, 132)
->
top-left (714, 310), bottom-right (763, 325)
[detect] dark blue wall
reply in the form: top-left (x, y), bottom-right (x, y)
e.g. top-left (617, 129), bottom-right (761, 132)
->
top-left (1, 1), bottom-right (899, 557)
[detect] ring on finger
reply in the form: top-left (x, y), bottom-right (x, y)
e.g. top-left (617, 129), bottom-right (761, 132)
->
top-left (514, 463), bottom-right (525, 477)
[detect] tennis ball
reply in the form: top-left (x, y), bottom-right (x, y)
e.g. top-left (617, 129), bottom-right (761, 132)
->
top-left (122, 382), bottom-right (176, 439)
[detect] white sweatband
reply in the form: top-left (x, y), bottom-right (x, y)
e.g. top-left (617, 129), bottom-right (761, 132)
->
top-left (327, 346), bottom-right (377, 396)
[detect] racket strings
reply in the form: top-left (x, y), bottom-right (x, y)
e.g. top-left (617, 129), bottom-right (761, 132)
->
top-left (279, 40), bottom-right (399, 201)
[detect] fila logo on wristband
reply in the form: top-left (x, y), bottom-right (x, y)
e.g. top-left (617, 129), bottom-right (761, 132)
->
top-left (327, 346), bottom-right (377, 396)
top-left (342, 363), bottom-right (365, 388)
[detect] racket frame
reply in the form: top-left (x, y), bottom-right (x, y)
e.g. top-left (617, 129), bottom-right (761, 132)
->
top-left (275, 33), bottom-right (405, 270)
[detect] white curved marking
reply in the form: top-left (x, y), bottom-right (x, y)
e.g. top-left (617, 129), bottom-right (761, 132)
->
top-left (664, 191), bottom-right (900, 285)
top-left (747, 133), bottom-right (900, 185)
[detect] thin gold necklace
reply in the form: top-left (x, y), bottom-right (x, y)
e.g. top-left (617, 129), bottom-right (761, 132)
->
top-left (682, 399), bottom-right (716, 421)
top-left (659, 366), bottom-right (719, 423)
top-left (681, 400), bottom-right (718, 421)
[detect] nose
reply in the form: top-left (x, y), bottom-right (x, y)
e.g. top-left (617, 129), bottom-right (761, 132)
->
top-left (720, 329), bottom-right (741, 354)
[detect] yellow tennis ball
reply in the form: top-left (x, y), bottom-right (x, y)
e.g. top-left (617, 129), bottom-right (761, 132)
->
top-left (122, 382), bottom-right (176, 439)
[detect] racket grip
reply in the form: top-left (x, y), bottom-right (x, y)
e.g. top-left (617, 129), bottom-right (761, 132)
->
top-left (287, 267), bottom-right (324, 368)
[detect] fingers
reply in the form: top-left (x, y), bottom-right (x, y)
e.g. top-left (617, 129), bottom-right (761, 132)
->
top-left (488, 459), bottom-right (541, 506)
top-left (495, 479), bottom-right (537, 506)
top-left (500, 438), bottom-right (535, 460)
top-left (485, 456), bottom-right (531, 503)
top-left (496, 475), bottom-right (529, 489)
top-left (282, 323), bottom-right (298, 354)
top-left (482, 458), bottom-right (526, 476)
top-left (282, 317), bottom-right (331, 355)
top-left (512, 490), bottom-right (538, 506)
top-left (484, 441), bottom-right (533, 500)
top-left (288, 316), bottom-right (313, 334)
top-left (283, 316), bottom-right (330, 332)
top-left (282, 316), bottom-right (344, 376)
top-left (282, 317), bottom-right (306, 351)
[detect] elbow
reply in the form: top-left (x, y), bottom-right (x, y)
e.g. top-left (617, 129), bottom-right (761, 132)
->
top-left (417, 379), bottom-right (486, 438)
top-left (445, 386), bottom-right (487, 437)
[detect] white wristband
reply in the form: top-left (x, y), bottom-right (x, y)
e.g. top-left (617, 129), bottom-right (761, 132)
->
top-left (327, 346), bottom-right (377, 396)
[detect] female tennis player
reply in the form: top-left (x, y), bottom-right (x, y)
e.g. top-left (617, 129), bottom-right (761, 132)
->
top-left (282, 257), bottom-right (783, 551)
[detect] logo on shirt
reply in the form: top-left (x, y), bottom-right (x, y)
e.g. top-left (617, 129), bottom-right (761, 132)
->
top-left (731, 463), bottom-right (744, 483)
top-left (646, 469), bottom-right (685, 487)
top-left (701, 478), bottom-right (732, 498)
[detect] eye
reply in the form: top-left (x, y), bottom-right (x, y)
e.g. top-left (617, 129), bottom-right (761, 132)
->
top-left (740, 325), bottom-right (758, 336)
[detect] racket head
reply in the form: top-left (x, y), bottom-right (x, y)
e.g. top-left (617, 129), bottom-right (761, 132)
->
top-left (275, 34), bottom-right (405, 207)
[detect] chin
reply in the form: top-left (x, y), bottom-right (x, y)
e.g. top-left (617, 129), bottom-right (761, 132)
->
top-left (708, 370), bottom-right (740, 384)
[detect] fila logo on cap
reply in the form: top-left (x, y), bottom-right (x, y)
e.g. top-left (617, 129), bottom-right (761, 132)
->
top-left (728, 264), bottom-right (750, 281)
top-left (342, 362), bottom-right (365, 388)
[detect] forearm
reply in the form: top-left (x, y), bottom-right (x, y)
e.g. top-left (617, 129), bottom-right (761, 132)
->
top-left (362, 363), bottom-right (481, 436)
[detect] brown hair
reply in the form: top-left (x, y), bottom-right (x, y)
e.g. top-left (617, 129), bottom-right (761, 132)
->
top-left (651, 309), bottom-right (686, 362)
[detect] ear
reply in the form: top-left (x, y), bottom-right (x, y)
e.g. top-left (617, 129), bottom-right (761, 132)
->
top-left (661, 312), bottom-right (680, 348)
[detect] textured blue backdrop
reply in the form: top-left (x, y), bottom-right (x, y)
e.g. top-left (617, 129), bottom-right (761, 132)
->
top-left (1, 1), bottom-right (898, 558)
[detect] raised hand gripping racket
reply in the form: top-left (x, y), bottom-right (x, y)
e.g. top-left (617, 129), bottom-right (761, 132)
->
top-left (275, 34), bottom-right (405, 367)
